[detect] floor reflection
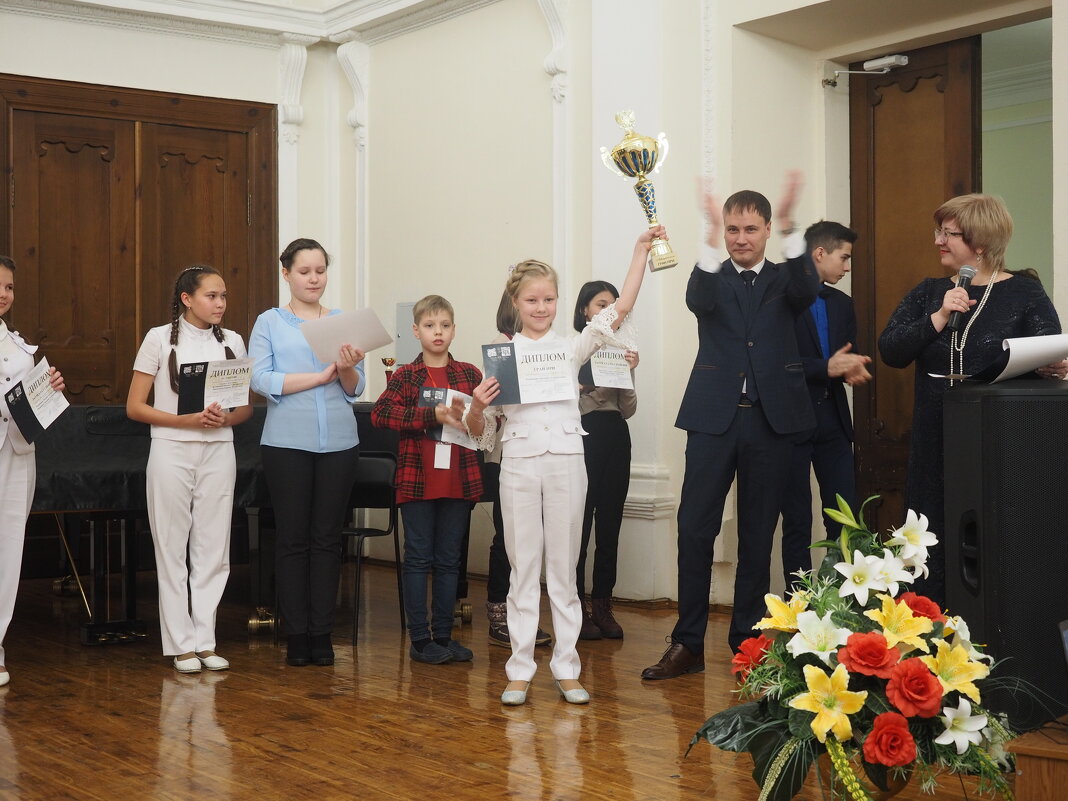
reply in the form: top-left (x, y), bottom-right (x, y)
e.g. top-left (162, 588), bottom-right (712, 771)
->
top-left (156, 671), bottom-right (232, 798)
top-left (0, 692), bottom-right (18, 797)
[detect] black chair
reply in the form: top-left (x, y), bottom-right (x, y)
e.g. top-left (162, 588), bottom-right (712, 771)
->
top-left (341, 451), bottom-right (405, 644)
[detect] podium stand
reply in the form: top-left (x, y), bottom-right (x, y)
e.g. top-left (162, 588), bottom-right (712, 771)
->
top-left (944, 381), bottom-right (1068, 731)
top-left (1008, 716), bottom-right (1068, 801)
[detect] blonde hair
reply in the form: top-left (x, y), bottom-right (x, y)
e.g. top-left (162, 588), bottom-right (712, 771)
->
top-left (934, 194), bottom-right (1013, 271)
top-left (505, 260), bottom-right (558, 333)
top-left (412, 294), bottom-right (454, 324)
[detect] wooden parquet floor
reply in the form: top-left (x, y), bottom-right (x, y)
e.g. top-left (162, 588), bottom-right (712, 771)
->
top-left (0, 564), bottom-right (992, 800)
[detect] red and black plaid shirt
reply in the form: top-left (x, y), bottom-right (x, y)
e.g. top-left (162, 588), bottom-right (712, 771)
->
top-left (371, 353), bottom-right (484, 503)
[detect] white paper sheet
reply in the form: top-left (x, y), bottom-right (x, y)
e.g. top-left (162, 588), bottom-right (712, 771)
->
top-left (300, 309), bottom-right (393, 363)
top-left (589, 347), bottom-right (634, 389)
top-left (991, 333), bottom-right (1068, 383)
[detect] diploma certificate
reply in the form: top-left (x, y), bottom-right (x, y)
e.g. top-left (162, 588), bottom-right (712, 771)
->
top-left (3, 357), bottom-right (69, 444)
top-left (588, 347), bottom-right (633, 389)
top-left (417, 387), bottom-right (478, 450)
top-left (178, 357), bottom-right (252, 414)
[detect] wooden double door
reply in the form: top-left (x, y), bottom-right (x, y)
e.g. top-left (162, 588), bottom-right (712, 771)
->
top-left (1, 75), bottom-right (277, 403)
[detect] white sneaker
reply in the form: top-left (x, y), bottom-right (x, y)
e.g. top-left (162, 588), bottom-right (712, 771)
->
top-left (0, 668), bottom-right (9, 687)
top-left (197, 653), bottom-right (229, 671)
top-left (173, 655), bottom-right (202, 673)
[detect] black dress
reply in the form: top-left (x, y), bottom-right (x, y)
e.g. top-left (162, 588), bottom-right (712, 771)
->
top-left (878, 275), bottom-right (1060, 605)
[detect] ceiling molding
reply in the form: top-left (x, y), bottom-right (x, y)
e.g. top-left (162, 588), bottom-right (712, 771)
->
top-left (983, 61), bottom-right (1052, 109)
top-left (1, 0), bottom-right (503, 47)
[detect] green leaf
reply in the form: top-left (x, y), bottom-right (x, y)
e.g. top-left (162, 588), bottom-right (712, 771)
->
top-left (750, 729), bottom-right (816, 801)
top-left (690, 702), bottom-right (768, 754)
top-left (823, 508), bottom-right (856, 527)
top-left (861, 758), bottom-right (892, 792)
top-left (787, 707), bottom-right (816, 741)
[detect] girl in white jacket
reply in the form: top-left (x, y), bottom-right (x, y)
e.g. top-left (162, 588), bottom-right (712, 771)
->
top-left (467, 226), bottom-right (665, 706)
top-left (0, 255), bottom-right (66, 688)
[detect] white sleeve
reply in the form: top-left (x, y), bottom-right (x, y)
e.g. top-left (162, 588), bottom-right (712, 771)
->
top-left (697, 243), bottom-right (727, 273)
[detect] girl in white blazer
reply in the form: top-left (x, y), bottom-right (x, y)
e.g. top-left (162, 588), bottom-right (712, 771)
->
top-left (467, 226), bottom-right (665, 705)
top-left (127, 265), bottom-right (252, 674)
top-left (0, 255), bottom-right (66, 688)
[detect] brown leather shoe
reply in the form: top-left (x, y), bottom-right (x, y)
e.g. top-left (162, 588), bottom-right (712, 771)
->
top-left (641, 641), bottom-right (704, 680)
top-left (591, 598), bottom-right (623, 639)
top-left (579, 601), bottom-right (602, 640)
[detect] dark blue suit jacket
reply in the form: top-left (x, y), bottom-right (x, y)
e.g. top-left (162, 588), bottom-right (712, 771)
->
top-left (795, 285), bottom-right (856, 440)
top-left (676, 255), bottom-right (820, 436)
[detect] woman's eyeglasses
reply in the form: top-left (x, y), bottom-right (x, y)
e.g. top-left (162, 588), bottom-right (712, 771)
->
top-left (934, 228), bottom-right (965, 241)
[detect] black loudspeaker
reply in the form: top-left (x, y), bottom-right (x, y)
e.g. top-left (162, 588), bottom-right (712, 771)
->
top-left (944, 380), bottom-right (1068, 731)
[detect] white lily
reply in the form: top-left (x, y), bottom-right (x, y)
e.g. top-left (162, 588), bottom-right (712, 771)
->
top-left (935, 697), bottom-right (988, 755)
top-left (900, 545), bottom-right (931, 580)
top-left (876, 548), bottom-right (914, 597)
top-left (834, 550), bottom-right (888, 606)
top-left (887, 509), bottom-right (938, 561)
top-left (786, 610), bottom-right (852, 666)
top-left (943, 615), bottom-right (994, 664)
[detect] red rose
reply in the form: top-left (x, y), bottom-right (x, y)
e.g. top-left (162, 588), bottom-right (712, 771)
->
top-left (863, 712), bottom-right (917, 767)
top-left (837, 631), bottom-right (901, 679)
top-left (731, 634), bottom-right (773, 680)
top-left (899, 592), bottom-right (946, 623)
top-left (886, 657), bottom-right (943, 718)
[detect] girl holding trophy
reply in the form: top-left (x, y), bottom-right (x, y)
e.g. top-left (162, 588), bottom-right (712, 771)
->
top-left (466, 226), bottom-right (664, 706)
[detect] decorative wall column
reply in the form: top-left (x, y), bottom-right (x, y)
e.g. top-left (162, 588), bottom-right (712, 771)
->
top-left (277, 32), bottom-right (319, 302)
top-left (538, 0), bottom-right (570, 285)
top-left (334, 32), bottom-right (370, 311)
top-left (588, 0), bottom-right (677, 601)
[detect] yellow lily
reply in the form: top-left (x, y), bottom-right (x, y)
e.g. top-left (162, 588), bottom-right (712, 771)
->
top-left (755, 591), bottom-right (809, 633)
top-left (920, 638), bottom-right (990, 703)
top-left (864, 593), bottom-right (933, 653)
top-left (789, 663), bottom-right (868, 743)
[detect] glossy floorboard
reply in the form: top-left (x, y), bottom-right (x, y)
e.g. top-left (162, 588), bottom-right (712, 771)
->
top-left (0, 565), bottom-right (994, 800)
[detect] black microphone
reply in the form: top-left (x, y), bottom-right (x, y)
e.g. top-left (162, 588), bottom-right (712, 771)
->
top-left (947, 265), bottom-right (977, 332)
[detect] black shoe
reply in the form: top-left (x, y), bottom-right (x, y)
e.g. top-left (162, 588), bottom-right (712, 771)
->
top-left (410, 641), bottom-right (453, 664)
top-left (439, 639), bottom-right (473, 662)
top-left (286, 634), bottom-right (311, 667)
top-left (488, 622), bottom-right (511, 648)
top-left (535, 627), bottom-right (553, 647)
top-left (310, 633), bottom-right (334, 666)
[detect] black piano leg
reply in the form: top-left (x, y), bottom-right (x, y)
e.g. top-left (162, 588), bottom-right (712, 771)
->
top-left (80, 516), bottom-right (147, 645)
top-left (245, 507), bottom-right (276, 636)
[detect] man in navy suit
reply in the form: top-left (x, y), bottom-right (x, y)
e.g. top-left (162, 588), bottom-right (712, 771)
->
top-left (642, 179), bottom-right (821, 680)
top-left (780, 221), bottom-right (871, 586)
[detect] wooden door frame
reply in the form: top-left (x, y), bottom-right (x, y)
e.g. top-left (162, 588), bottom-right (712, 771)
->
top-left (848, 39), bottom-right (980, 531)
top-left (0, 73), bottom-right (277, 340)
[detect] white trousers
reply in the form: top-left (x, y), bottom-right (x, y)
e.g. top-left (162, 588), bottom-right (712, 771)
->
top-left (500, 452), bottom-right (586, 682)
top-left (146, 439), bottom-right (235, 656)
top-left (0, 438), bottom-right (35, 668)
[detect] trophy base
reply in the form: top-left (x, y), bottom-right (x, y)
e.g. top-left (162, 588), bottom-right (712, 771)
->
top-left (649, 239), bottom-right (678, 272)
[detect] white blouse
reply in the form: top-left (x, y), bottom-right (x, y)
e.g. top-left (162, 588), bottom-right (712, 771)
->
top-left (133, 318), bottom-right (247, 443)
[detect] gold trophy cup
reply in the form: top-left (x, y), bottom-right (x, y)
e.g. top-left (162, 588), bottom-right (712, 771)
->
top-left (600, 110), bottom-right (678, 271)
top-left (382, 357), bottom-right (397, 381)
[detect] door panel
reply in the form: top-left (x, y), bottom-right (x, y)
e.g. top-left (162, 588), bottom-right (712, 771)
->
top-left (140, 124), bottom-right (252, 342)
top-left (850, 39), bottom-right (979, 532)
top-left (10, 111), bottom-right (136, 402)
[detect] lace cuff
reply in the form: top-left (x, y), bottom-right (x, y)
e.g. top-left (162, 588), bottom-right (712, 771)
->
top-left (463, 404), bottom-right (499, 452)
top-left (585, 303), bottom-right (638, 352)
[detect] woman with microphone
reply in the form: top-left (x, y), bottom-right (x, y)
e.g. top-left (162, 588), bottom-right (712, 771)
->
top-left (878, 193), bottom-right (1065, 605)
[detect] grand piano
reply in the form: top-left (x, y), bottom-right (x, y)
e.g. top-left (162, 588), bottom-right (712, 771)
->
top-left (30, 404), bottom-right (272, 643)
top-left (30, 402), bottom-right (399, 643)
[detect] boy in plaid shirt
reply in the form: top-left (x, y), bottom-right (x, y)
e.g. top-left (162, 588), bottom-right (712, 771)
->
top-left (372, 295), bottom-right (483, 664)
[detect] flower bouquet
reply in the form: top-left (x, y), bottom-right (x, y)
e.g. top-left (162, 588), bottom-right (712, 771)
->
top-left (690, 498), bottom-right (1016, 801)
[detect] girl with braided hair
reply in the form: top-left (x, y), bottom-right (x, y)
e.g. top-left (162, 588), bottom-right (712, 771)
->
top-left (127, 264), bottom-right (252, 673)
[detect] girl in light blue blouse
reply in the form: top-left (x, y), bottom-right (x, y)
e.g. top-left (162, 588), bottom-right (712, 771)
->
top-left (249, 238), bottom-right (366, 667)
